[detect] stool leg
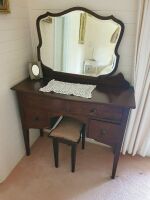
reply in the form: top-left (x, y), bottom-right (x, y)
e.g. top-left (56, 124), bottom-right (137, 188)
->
top-left (40, 129), bottom-right (44, 137)
top-left (71, 144), bottom-right (77, 172)
top-left (81, 125), bottom-right (85, 149)
top-left (53, 138), bottom-right (59, 168)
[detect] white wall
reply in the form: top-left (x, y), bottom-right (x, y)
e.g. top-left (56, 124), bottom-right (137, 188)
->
top-left (0, 0), bottom-right (39, 183)
top-left (28, 0), bottom-right (138, 83)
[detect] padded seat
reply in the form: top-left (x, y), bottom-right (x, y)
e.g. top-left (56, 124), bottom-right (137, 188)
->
top-left (50, 117), bottom-right (82, 142)
top-left (49, 117), bottom-right (85, 172)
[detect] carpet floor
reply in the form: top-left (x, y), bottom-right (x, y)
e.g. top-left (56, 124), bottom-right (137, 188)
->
top-left (0, 134), bottom-right (150, 200)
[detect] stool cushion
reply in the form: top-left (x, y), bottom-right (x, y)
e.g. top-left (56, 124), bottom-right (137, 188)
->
top-left (50, 117), bottom-right (83, 142)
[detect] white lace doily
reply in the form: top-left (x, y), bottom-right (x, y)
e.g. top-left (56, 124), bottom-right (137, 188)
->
top-left (39, 79), bottom-right (96, 98)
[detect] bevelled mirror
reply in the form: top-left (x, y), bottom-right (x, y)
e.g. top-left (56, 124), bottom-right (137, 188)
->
top-left (36, 7), bottom-right (124, 78)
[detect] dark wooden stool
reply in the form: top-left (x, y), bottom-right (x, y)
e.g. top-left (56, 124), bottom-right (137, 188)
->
top-left (49, 117), bottom-right (85, 172)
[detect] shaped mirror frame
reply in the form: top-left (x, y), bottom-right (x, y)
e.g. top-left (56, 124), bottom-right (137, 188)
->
top-left (36, 7), bottom-right (124, 82)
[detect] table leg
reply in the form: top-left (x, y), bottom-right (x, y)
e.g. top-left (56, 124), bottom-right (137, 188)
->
top-left (111, 144), bottom-right (121, 179)
top-left (22, 128), bottom-right (30, 156)
top-left (112, 144), bottom-right (116, 154)
top-left (40, 129), bottom-right (44, 137)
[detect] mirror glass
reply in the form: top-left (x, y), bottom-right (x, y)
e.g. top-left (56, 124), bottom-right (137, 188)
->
top-left (38, 10), bottom-right (122, 77)
top-left (32, 64), bottom-right (40, 76)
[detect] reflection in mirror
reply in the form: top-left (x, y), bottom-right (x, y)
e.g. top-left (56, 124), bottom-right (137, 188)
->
top-left (39, 10), bottom-right (123, 77)
top-left (32, 64), bottom-right (40, 76)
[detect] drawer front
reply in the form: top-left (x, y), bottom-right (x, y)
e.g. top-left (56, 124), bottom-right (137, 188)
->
top-left (88, 120), bottom-right (122, 145)
top-left (67, 101), bottom-right (122, 123)
top-left (22, 93), bottom-right (66, 112)
top-left (21, 93), bottom-right (122, 123)
top-left (98, 106), bottom-right (122, 122)
top-left (67, 101), bottom-right (95, 115)
top-left (24, 109), bottom-right (50, 128)
top-left (89, 105), bottom-right (123, 123)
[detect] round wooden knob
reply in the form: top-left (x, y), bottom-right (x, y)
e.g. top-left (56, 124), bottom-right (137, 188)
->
top-left (34, 117), bottom-right (39, 121)
top-left (90, 108), bottom-right (96, 114)
top-left (100, 129), bottom-right (107, 136)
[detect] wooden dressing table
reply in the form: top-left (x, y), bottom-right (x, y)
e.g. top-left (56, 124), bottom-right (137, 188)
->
top-left (12, 7), bottom-right (136, 178)
top-left (12, 74), bottom-right (135, 179)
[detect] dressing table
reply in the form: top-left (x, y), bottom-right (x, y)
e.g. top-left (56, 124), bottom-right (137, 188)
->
top-left (12, 7), bottom-right (135, 179)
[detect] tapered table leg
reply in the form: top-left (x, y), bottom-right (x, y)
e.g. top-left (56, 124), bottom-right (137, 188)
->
top-left (81, 125), bottom-right (85, 149)
top-left (40, 129), bottom-right (44, 137)
top-left (71, 144), bottom-right (77, 172)
top-left (22, 128), bottom-right (30, 156)
top-left (53, 139), bottom-right (59, 168)
top-left (111, 144), bottom-right (121, 179)
top-left (112, 144), bottom-right (116, 154)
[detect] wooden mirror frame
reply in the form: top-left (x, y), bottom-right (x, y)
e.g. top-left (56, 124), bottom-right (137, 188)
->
top-left (36, 7), bottom-right (125, 85)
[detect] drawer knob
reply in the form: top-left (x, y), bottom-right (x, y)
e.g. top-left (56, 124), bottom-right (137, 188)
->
top-left (100, 129), bottom-right (107, 136)
top-left (34, 117), bottom-right (39, 121)
top-left (90, 108), bottom-right (96, 114)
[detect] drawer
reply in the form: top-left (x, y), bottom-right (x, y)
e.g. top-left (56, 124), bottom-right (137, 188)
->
top-left (22, 93), bottom-right (65, 112)
top-left (66, 102), bottom-right (122, 123)
top-left (98, 106), bottom-right (122, 122)
top-left (67, 101), bottom-right (95, 115)
top-left (89, 105), bottom-right (122, 122)
top-left (24, 109), bottom-right (50, 128)
top-left (88, 120), bottom-right (122, 145)
top-left (21, 93), bottom-right (122, 123)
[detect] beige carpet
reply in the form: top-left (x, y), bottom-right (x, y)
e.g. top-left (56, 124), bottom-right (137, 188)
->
top-left (0, 134), bottom-right (150, 200)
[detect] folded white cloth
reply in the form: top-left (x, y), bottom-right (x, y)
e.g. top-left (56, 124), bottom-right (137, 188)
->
top-left (39, 79), bottom-right (96, 98)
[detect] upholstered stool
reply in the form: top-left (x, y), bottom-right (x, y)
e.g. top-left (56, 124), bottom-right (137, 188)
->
top-left (49, 117), bottom-right (85, 172)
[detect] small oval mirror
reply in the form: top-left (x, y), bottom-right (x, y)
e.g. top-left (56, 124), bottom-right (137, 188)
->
top-left (32, 64), bottom-right (40, 76)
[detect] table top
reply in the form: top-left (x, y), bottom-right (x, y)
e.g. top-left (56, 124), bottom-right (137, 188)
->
top-left (12, 78), bottom-right (136, 109)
